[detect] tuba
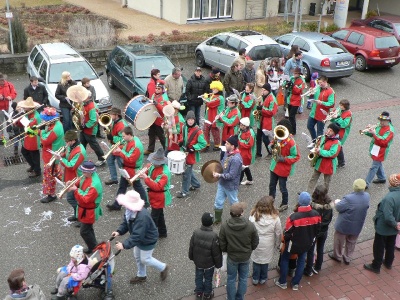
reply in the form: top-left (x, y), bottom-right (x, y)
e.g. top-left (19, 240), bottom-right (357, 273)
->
top-left (271, 125), bottom-right (289, 161)
top-left (99, 113), bottom-right (112, 134)
top-left (67, 86), bottom-right (90, 131)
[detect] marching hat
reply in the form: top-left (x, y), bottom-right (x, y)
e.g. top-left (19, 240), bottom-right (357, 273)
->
top-left (78, 161), bottom-right (97, 173)
top-left (389, 174), bottom-right (400, 187)
top-left (378, 111), bottom-right (391, 121)
top-left (70, 245), bottom-right (85, 264)
top-left (210, 81), bottom-right (223, 92)
top-left (17, 97), bottom-right (39, 109)
top-left (201, 212), bottom-right (214, 227)
top-left (64, 130), bottom-right (79, 142)
top-left (262, 83), bottom-right (271, 91)
top-left (147, 148), bottom-right (168, 165)
top-left (353, 178), bottom-right (367, 192)
top-left (240, 117), bottom-right (250, 127)
top-left (298, 192), bottom-right (311, 206)
top-left (40, 107), bottom-right (59, 121)
top-left (328, 122), bottom-right (340, 135)
top-left (227, 135), bottom-right (239, 148)
top-left (116, 190), bottom-right (145, 212)
top-left (227, 94), bottom-right (239, 103)
top-left (110, 107), bottom-right (122, 115)
top-left (230, 202), bottom-right (247, 217)
top-left (66, 85), bottom-right (89, 103)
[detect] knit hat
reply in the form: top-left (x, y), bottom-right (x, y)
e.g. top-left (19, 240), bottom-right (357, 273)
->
top-left (210, 81), bottom-right (223, 92)
top-left (201, 212), bottom-right (214, 227)
top-left (78, 161), bottom-right (96, 173)
top-left (211, 67), bottom-right (220, 75)
top-left (110, 107), bottom-right (122, 115)
top-left (262, 83), bottom-right (271, 91)
top-left (70, 245), bottom-right (85, 264)
top-left (240, 117), bottom-right (250, 127)
top-left (353, 178), bottom-right (367, 192)
top-left (378, 111), bottom-right (391, 121)
top-left (389, 174), bottom-right (400, 187)
top-left (328, 122), bottom-right (340, 135)
top-left (227, 135), bottom-right (239, 148)
top-left (117, 190), bottom-right (145, 212)
top-left (186, 110), bottom-right (195, 121)
top-left (64, 130), bottom-right (78, 142)
top-left (230, 202), bottom-right (247, 217)
top-left (298, 192), bottom-right (311, 206)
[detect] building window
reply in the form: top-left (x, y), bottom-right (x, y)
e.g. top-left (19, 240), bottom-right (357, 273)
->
top-left (188, 0), bottom-right (232, 20)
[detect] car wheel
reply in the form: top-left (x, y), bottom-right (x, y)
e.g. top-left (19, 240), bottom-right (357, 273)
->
top-left (196, 51), bottom-right (206, 67)
top-left (355, 55), bottom-right (366, 71)
top-left (302, 63), bottom-right (311, 81)
top-left (107, 73), bottom-right (115, 89)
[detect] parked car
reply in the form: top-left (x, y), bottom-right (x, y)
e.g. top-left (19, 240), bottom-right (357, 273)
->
top-left (351, 15), bottom-right (400, 42)
top-left (275, 32), bottom-right (355, 81)
top-left (26, 42), bottom-right (112, 113)
top-left (329, 27), bottom-right (400, 71)
top-left (105, 44), bottom-right (186, 99)
top-left (195, 30), bottom-right (283, 73)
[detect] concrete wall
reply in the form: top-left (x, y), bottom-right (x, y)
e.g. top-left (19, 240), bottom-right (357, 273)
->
top-left (127, 0), bottom-right (185, 24)
top-left (369, 0), bottom-right (400, 15)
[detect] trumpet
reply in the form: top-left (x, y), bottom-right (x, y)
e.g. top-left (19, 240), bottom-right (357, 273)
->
top-left (45, 146), bottom-right (66, 167)
top-left (98, 113), bottom-right (112, 134)
top-left (323, 108), bottom-right (340, 123)
top-left (129, 164), bottom-right (153, 184)
top-left (301, 87), bottom-right (315, 98)
top-left (198, 92), bottom-right (215, 103)
top-left (359, 124), bottom-right (378, 135)
top-left (102, 141), bottom-right (121, 160)
top-left (57, 175), bottom-right (84, 199)
top-left (0, 104), bottom-right (44, 132)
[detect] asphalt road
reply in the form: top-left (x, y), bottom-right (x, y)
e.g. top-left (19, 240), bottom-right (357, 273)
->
top-left (1, 59), bottom-right (400, 300)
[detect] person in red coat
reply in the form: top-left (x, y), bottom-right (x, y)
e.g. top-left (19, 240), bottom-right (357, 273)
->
top-left (146, 68), bottom-right (161, 98)
top-left (238, 117), bottom-right (256, 186)
top-left (286, 67), bottom-right (305, 135)
top-left (0, 73), bottom-right (17, 139)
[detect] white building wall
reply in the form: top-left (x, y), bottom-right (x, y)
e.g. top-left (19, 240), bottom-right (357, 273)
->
top-left (369, 0), bottom-right (400, 15)
top-left (127, 0), bottom-right (185, 24)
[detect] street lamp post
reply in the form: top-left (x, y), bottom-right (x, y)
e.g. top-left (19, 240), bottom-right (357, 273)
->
top-left (6, 0), bottom-right (14, 54)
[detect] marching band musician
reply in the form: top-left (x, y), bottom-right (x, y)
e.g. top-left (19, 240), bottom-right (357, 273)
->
top-left (268, 119), bottom-right (300, 212)
top-left (144, 80), bottom-right (170, 155)
top-left (216, 94), bottom-right (241, 150)
top-left (139, 148), bottom-right (172, 238)
top-left (329, 99), bottom-right (352, 168)
top-left (256, 83), bottom-right (278, 159)
top-left (105, 107), bottom-right (129, 185)
top-left (176, 111), bottom-right (207, 199)
top-left (202, 81), bottom-right (224, 152)
top-left (307, 123), bottom-right (341, 193)
top-left (39, 107), bottom-right (65, 203)
top-left (307, 75), bottom-right (335, 144)
top-left (164, 100), bottom-right (185, 152)
top-left (285, 67), bottom-right (306, 135)
top-left (106, 126), bottom-right (148, 211)
top-left (363, 111), bottom-right (394, 189)
top-left (239, 83), bottom-right (256, 127)
top-left (238, 117), bottom-right (256, 186)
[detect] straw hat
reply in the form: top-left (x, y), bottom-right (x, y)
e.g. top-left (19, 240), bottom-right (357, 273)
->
top-left (67, 85), bottom-right (89, 103)
top-left (17, 97), bottom-right (39, 109)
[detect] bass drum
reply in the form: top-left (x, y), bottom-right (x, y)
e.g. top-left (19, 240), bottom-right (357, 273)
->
top-left (124, 95), bottom-right (157, 131)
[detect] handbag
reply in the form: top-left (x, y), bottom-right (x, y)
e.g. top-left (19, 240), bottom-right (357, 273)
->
top-left (220, 253), bottom-right (227, 272)
top-left (276, 87), bottom-right (285, 106)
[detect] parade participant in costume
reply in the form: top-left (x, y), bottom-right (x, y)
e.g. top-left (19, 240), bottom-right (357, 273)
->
top-left (307, 75), bottom-right (335, 143)
top-left (330, 99), bottom-right (352, 167)
top-left (106, 126), bottom-right (148, 211)
top-left (105, 107), bottom-right (129, 185)
top-left (40, 107), bottom-right (65, 203)
top-left (238, 117), bottom-right (256, 186)
top-left (255, 83), bottom-right (278, 159)
top-left (307, 123), bottom-right (341, 193)
top-left (23, 76), bottom-right (48, 112)
top-left (285, 67), bottom-right (305, 135)
top-left (202, 81), bottom-right (224, 152)
top-left (139, 149), bottom-right (172, 238)
top-left (144, 81), bottom-right (170, 155)
top-left (212, 135), bottom-right (243, 224)
top-left (216, 94), bottom-right (241, 147)
top-left (9, 102), bottom-right (25, 156)
top-left (146, 69), bottom-right (160, 98)
top-left (67, 161), bottom-right (103, 254)
top-left (176, 111), bottom-right (207, 198)
top-left (239, 83), bottom-right (256, 127)
top-left (269, 119), bottom-right (300, 212)
top-left (363, 111), bottom-right (394, 189)
top-left (164, 100), bottom-right (185, 152)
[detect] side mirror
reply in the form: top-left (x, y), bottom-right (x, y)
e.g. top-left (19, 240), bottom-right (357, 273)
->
top-left (98, 71), bottom-right (104, 76)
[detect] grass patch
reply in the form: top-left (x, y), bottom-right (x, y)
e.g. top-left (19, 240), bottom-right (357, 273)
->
top-left (0, 0), bottom-right (64, 8)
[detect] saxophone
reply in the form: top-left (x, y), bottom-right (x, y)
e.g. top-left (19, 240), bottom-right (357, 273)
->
top-left (308, 135), bottom-right (322, 167)
top-left (72, 102), bottom-right (84, 130)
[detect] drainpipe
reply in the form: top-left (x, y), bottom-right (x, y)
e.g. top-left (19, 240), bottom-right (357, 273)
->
top-left (160, 0), bottom-right (163, 19)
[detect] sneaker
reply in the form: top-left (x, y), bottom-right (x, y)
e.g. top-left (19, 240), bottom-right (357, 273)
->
top-left (189, 186), bottom-right (199, 191)
top-left (176, 192), bottom-right (188, 198)
top-left (203, 291), bottom-right (214, 299)
top-left (241, 180), bottom-right (248, 185)
top-left (104, 179), bottom-right (118, 185)
top-left (160, 265), bottom-right (169, 281)
top-left (363, 263), bottom-right (380, 274)
top-left (40, 195), bottom-right (57, 203)
top-left (252, 279), bottom-right (259, 285)
top-left (196, 292), bottom-right (203, 299)
top-left (256, 153), bottom-right (262, 158)
top-left (95, 160), bottom-right (105, 167)
top-left (67, 216), bottom-right (78, 222)
top-left (328, 253), bottom-right (341, 263)
top-left (338, 163), bottom-right (345, 168)
top-left (292, 284), bottom-right (299, 291)
top-left (278, 204), bottom-right (288, 212)
top-left (259, 279), bottom-right (266, 285)
top-left (274, 279), bottom-right (287, 289)
top-left (307, 142), bottom-right (315, 149)
top-left (212, 146), bottom-right (220, 151)
top-left (130, 276), bottom-right (147, 284)
top-left (303, 270), bottom-right (313, 277)
top-left (372, 179), bottom-right (386, 184)
top-left (312, 267), bottom-right (319, 274)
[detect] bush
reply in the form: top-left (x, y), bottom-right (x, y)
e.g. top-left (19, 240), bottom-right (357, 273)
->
top-left (366, 10), bottom-right (378, 18)
top-left (323, 23), bottom-right (340, 33)
top-left (304, 22), bottom-right (319, 32)
top-left (7, 13), bottom-right (28, 54)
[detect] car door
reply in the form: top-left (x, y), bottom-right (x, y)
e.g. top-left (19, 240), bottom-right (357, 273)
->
top-left (119, 57), bottom-right (135, 97)
top-left (109, 49), bottom-right (128, 93)
top-left (342, 31), bottom-right (364, 55)
top-left (332, 29), bottom-right (351, 49)
top-left (204, 34), bottom-right (228, 69)
top-left (219, 35), bottom-right (241, 71)
top-left (275, 34), bottom-right (294, 57)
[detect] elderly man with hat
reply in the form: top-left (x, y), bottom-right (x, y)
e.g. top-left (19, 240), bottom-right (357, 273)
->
top-left (212, 135), bottom-right (243, 224)
top-left (219, 202), bottom-right (259, 300)
top-left (363, 111), bottom-right (394, 189)
top-left (285, 67), bottom-right (305, 135)
top-left (364, 173), bottom-right (400, 274)
top-left (104, 107), bottom-right (129, 185)
top-left (329, 179), bottom-right (370, 265)
top-left (275, 192), bottom-right (321, 291)
top-left (185, 67), bottom-right (208, 126)
top-left (164, 100), bottom-right (185, 152)
top-left (67, 161), bottom-right (103, 254)
top-left (112, 190), bottom-right (169, 284)
top-left (307, 122), bottom-right (341, 193)
top-left (238, 117), bottom-right (256, 185)
top-left (0, 73), bottom-right (17, 140)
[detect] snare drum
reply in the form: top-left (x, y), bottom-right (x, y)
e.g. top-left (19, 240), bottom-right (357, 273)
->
top-left (124, 95), bottom-right (157, 131)
top-left (167, 151), bottom-right (186, 174)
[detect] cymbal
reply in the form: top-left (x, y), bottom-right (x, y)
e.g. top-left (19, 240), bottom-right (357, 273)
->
top-left (201, 160), bottom-right (222, 183)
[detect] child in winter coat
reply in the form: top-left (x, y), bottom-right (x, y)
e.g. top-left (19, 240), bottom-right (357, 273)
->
top-left (189, 212), bottom-right (223, 300)
top-left (50, 245), bottom-right (91, 300)
top-left (4, 269), bottom-right (45, 300)
top-left (249, 196), bottom-right (282, 285)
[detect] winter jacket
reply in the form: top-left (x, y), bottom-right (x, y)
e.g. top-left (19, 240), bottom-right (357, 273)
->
top-left (254, 69), bottom-right (266, 98)
top-left (84, 85), bottom-right (96, 102)
top-left (373, 186), bottom-right (400, 236)
top-left (55, 80), bottom-right (77, 109)
top-left (223, 69), bottom-right (244, 96)
top-left (146, 77), bottom-right (158, 98)
top-left (270, 135), bottom-right (300, 177)
top-left (283, 57), bottom-right (303, 76)
top-left (144, 164), bottom-right (172, 209)
top-left (189, 225), bottom-right (223, 269)
top-left (249, 214), bottom-right (281, 264)
top-left (242, 67), bottom-right (255, 84)
top-left (267, 67), bottom-right (284, 91)
top-left (62, 256), bottom-right (90, 282)
top-left (238, 128), bottom-right (255, 166)
top-left (61, 142), bottom-right (87, 182)
top-left (314, 135), bottom-right (341, 175)
top-left (219, 216), bottom-right (259, 263)
top-left (287, 76), bottom-right (305, 107)
top-left (334, 191), bottom-right (370, 236)
top-left (23, 84), bottom-right (48, 106)
top-left (40, 120), bottom-right (65, 164)
top-left (186, 74), bottom-right (208, 106)
top-left (180, 124), bottom-right (207, 165)
top-left (331, 109), bottom-right (352, 144)
top-left (4, 285), bottom-right (46, 300)
top-left (21, 112), bottom-right (41, 151)
top-left (309, 86), bottom-right (335, 122)
top-left (218, 106), bottom-right (241, 142)
top-left (165, 74), bottom-right (184, 101)
top-left (218, 150), bottom-right (242, 191)
top-left (364, 123), bottom-right (394, 162)
top-left (310, 201), bottom-right (334, 236)
top-left (117, 207), bottom-right (159, 250)
top-left (0, 80), bottom-right (17, 111)
top-left (114, 136), bottom-right (144, 178)
top-left (82, 100), bottom-right (98, 136)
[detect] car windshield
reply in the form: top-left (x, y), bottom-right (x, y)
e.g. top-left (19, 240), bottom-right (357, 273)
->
top-left (375, 36), bottom-right (399, 48)
top-left (135, 57), bottom-right (175, 78)
top-left (314, 40), bottom-right (347, 55)
top-left (48, 61), bottom-right (97, 83)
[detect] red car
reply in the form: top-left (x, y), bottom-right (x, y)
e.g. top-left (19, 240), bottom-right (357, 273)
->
top-left (351, 15), bottom-right (400, 42)
top-left (330, 27), bottom-right (400, 71)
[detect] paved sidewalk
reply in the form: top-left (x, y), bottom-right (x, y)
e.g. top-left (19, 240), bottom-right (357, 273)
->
top-left (181, 239), bottom-right (400, 300)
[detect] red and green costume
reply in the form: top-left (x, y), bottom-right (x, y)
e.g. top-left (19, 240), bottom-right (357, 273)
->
top-left (286, 76), bottom-right (306, 107)
top-left (82, 101), bottom-right (98, 136)
top-left (180, 125), bottom-right (207, 165)
top-left (314, 135), bottom-right (341, 175)
top-left (110, 118), bottom-right (128, 144)
top-left (22, 111), bottom-right (41, 151)
top-left (309, 86), bottom-right (335, 121)
top-left (144, 164), bottom-right (172, 208)
top-left (238, 128), bottom-right (256, 166)
top-left (260, 93), bottom-right (278, 131)
top-left (364, 124), bottom-right (394, 162)
top-left (218, 106), bottom-right (241, 142)
top-left (61, 143), bottom-right (87, 182)
top-left (152, 93), bottom-right (170, 126)
top-left (331, 109), bottom-right (352, 144)
top-left (165, 112), bottom-right (185, 151)
top-left (41, 120), bottom-right (65, 164)
top-left (113, 136), bottom-right (144, 178)
top-left (270, 136), bottom-right (300, 177)
top-left (240, 93), bottom-right (256, 126)
top-left (204, 94), bottom-right (224, 127)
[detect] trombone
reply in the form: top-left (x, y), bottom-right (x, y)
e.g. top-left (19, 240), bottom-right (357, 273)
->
top-left (0, 104), bottom-right (44, 132)
top-left (102, 141), bottom-right (122, 160)
top-left (57, 175), bottom-right (84, 199)
top-left (45, 146), bottom-right (66, 167)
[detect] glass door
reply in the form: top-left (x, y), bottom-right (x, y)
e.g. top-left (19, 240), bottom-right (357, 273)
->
top-left (187, 0), bottom-right (232, 21)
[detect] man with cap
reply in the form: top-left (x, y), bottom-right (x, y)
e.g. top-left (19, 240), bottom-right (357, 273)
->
top-left (223, 62), bottom-right (245, 97)
top-left (189, 212), bottom-right (223, 300)
top-left (269, 119), bottom-right (301, 212)
top-left (216, 94), bottom-right (241, 151)
top-left (186, 67), bottom-right (208, 126)
top-left (67, 161), bottom-right (103, 254)
top-left (105, 107), bottom-right (129, 185)
top-left (363, 111), bottom-right (394, 189)
top-left (285, 67), bottom-right (305, 135)
top-left (219, 202), bottom-right (259, 300)
top-left (275, 192), bottom-right (321, 291)
top-left (177, 111), bottom-right (207, 198)
top-left (255, 82), bottom-right (278, 159)
top-left (239, 83), bottom-right (256, 127)
top-left (23, 76), bottom-right (48, 113)
top-left (307, 75), bottom-right (335, 143)
top-left (212, 135), bottom-right (243, 224)
top-left (139, 148), bottom-right (172, 238)
top-left (307, 123), bottom-right (341, 193)
top-left (145, 80), bottom-right (170, 155)
top-left (39, 107), bottom-right (65, 203)
top-left (238, 117), bottom-right (256, 185)
top-left (364, 173), bottom-right (400, 274)
top-left (112, 190), bottom-right (169, 284)
top-left (204, 67), bottom-right (221, 94)
top-left (329, 179), bottom-right (370, 265)
top-left (164, 100), bottom-right (185, 152)
top-left (0, 73), bottom-right (17, 139)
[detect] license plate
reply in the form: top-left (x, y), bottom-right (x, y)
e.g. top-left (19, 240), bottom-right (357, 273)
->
top-left (336, 61), bottom-right (350, 67)
top-left (385, 59), bottom-right (395, 63)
